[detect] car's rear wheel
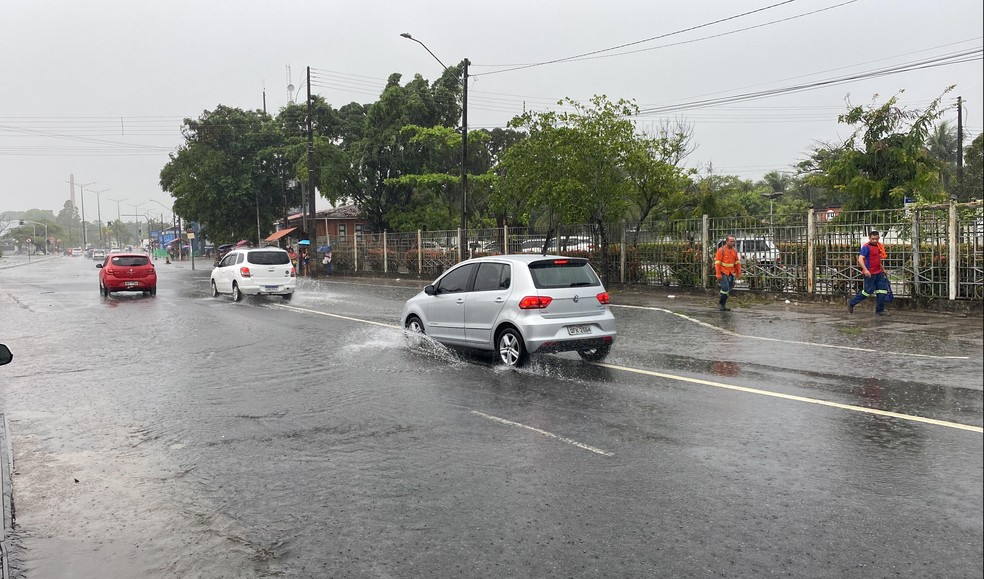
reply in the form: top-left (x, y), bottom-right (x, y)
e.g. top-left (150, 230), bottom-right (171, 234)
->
top-left (232, 282), bottom-right (243, 302)
top-left (577, 344), bottom-right (611, 362)
top-left (149, 286), bottom-right (157, 297)
top-left (405, 315), bottom-right (425, 334)
top-left (210, 281), bottom-right (219, 298)
top-left (282, 292), bottom-right (292, 301)
top-left (100, 282), bottom-right (109, 297)
top-left (496, 327), bottom-right (527, 367)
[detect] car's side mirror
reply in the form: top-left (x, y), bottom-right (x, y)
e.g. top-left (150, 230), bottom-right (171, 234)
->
top-left (96, 263), bottom-right (103, 268)
top-left (424, 284), bottom-right (436, 296)
top-left (0, 344), bottom-right (12, 366)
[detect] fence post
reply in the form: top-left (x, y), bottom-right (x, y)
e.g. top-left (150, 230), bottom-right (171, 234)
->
top-left (503, 223), bottom-right (508, 255)
top-left (911, 210), bottom-right (920, 297)
top-left (457, 227), bottom-right (462, 262)
top-left (949, 200), bottom-right (958, 300)
top-left (701, 214), bottom-right (709, 288)
top-left (383, 230), bottom-right (388, 274)
top-left (353, 234), bottom-right (359, 272)
top-left (620, 219), bottom-right (626, 284)
top-left (417, 229), bottom-right (423, 274)
top-left (807, 207), bottom-right (816, 294)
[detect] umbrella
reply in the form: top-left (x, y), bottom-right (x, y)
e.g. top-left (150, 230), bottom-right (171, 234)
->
top-left (235, 239), bottom-right (250, 247)
top-left (297, 239), bottom-right (311, 246)
top-left (317, 245), bottom-right (332, 253)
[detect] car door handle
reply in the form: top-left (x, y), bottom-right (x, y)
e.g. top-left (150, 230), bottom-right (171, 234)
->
top-left (495, 298), bottom-right (504, 303)
top-left (456, 298), bottom-right (465, 304)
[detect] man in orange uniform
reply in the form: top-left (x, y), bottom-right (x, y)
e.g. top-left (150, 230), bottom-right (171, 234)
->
top-left (715, 235), bottom-right (742, 311)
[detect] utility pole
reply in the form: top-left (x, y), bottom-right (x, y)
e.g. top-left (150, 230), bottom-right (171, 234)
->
top-left (90, 187), bottom-right (110, 246)
top-left (306, 65), bottom-right (318, 276)
top-left (460, 58), bottom-right (469, 257)
top-left (957, 95), bottom-right (964, 197)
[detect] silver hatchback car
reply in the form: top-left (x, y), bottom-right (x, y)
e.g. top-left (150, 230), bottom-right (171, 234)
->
top-left (401, 255), bottom-right (616, 366)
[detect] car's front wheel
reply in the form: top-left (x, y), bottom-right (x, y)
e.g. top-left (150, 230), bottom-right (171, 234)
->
top-left (210, 281), bottom-right (219, 298)
top-left (496, 327), bottom-right (527, 367)
top-left (577, 344), bottom-right (611, 362)
top-left (405, 315), bottom-right (425, 334)
top-left (232, 282), bottom-right (243, 302)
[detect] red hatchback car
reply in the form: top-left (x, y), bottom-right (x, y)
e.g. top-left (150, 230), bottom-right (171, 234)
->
top-left (97, 253), bottom-right (157, 297)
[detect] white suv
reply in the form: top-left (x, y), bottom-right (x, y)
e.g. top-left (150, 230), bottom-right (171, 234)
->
top-left (210, 247), bottom-right (296, 302)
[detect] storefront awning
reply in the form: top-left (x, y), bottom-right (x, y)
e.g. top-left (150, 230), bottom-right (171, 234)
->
top-left (265, 227), bottom-right (297, 242)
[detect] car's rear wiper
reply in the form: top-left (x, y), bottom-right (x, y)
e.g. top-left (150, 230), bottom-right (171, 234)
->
top-left (570, 282), bottom-right (593, 287)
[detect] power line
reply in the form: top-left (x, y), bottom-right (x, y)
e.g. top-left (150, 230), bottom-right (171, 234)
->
top-left (635, 48), bottom-right (982, 115)
top-left (476, 0), bottom-right (859, 71)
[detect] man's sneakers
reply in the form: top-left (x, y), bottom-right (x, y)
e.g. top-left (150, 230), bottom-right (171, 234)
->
top-left (876, 310), bottom-right (890, 317)
top-left (847, 299), bottom-right (855, 314)
top-left (718, 304), bottom-right (731, 311)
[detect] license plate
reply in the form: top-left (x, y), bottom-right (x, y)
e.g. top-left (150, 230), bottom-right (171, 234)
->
top-left (125, 281), bottom-right (138, 287)
top-left (567, 324), bottom-right (591, 335)
top-left (264, 286), bottom-right (279, 291)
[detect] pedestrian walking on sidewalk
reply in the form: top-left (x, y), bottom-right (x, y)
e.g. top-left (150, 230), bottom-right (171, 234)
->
top-left (715, 235), bottom-right (741, 311)
top-left (848, 230), bottom-right (892, 316)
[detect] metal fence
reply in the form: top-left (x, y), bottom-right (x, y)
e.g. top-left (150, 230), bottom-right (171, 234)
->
top-left (321, 201), bottom-right (983, 301)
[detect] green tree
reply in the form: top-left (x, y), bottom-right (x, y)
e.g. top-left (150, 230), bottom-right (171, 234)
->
top-left (960, 133), bottom-right (983, 202)
top-left (801, 89), bottom-right (954, 210)
top-left (926, 120), bottom-right (959, 194)
top-left (160, 106), bottom-right (286, 243)
top-left (625, 121), bottom-right (696, 240)
top-left (496, 96), bottom-right (639, 282)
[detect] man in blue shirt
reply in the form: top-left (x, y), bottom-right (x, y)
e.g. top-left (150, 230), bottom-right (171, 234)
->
top-left (848, 230), bottom-right (891, 316)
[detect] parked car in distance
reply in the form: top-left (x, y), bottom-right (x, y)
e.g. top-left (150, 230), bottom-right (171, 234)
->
top-left (718, 237), bottom-right (781, 266)
top-left (401, 255), bottom-right (616, 367)
top-left (210, 247), bottom-right (296, 302)
top-left (97, 252), bottom-right (157, 296)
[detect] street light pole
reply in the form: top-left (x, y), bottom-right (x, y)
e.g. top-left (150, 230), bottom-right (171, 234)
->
top-left (401, 33), bottom-right (469, 257)
top-left (90, 187), bottom-right (110, 246)
top-left (107, 197), bottom-right (126, 247)
top-left (70, 181), bottom-right (96, 247)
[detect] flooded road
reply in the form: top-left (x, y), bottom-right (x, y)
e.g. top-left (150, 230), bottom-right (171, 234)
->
top-left (1, 256), bottom-right (981, 577)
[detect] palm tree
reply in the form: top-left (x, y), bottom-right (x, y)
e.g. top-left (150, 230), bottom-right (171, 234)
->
top-left (926, 121), bottom-right (958, 193)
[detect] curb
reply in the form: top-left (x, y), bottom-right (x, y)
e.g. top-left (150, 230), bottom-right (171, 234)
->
top-left (0, 413), bottom-right (12, 579)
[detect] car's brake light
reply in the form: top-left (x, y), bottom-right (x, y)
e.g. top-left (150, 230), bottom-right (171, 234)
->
top-left (288, 267), bottom-right (296, 277)
top-left (240, 267), bottom-right (251, 278)
top-left (553, 259), bottom-right (569, 265)
top-left (105, 268), bottom-right (115, 275)
top-left (519, 295), bottom-right (552, 309)
top-left (596, 292), bottom-right (610, 304)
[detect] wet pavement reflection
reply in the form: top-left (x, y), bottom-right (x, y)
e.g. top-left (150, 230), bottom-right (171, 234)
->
top-left (1, 257), bottom-right (981, 577)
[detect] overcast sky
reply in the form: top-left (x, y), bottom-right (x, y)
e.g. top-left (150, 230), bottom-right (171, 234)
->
top-left (2, 0), bottom-right (981, 222)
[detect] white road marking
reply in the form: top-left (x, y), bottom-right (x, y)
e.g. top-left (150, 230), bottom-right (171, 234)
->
top-left (279, 304), bottom-right (398, 328)
top-left (470, 411), bottom-right (615, 456)
top-left (613, 304), bottom-right (971, 360)
top-left (277, 303), bottom-right (981, 434)
top-left (595, 362), bottom-right (984, 434)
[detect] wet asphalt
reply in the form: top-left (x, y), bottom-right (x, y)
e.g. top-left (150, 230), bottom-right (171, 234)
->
top-left (0, 254), bottom-right (981, 578)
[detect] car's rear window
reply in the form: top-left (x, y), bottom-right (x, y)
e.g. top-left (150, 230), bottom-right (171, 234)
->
top-left (248, 250), bottom-right (290, 265)
top-left (111, 256), bottom-right (149, 266)
top-left (528, 259), bottom-right (600, 289)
